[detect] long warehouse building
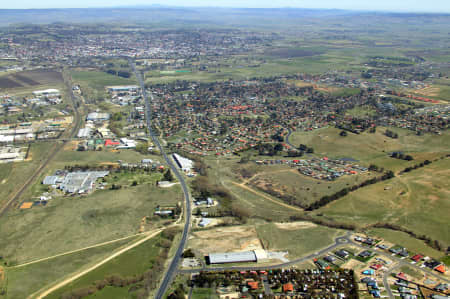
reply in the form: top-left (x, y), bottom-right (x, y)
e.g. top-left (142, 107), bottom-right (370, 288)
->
top-left (208, 250), bottom-right (267, 264)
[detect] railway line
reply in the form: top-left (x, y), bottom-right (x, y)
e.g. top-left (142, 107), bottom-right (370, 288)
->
top-left (0, 70), bottom-right (83, 217)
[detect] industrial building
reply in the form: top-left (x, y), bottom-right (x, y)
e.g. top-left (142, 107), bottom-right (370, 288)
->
top-left (77, 127), bottom-right (92, 138)
top-left (116, 138), bottom-right (136, 149)
top-left (208, 250), bottom-right (268, 264)
top-left (43, 171), bottom-right (109, 194)
top-left (0, 146), bottom-right (26, 163)
top-left (32, 89), bottom-right (60, 96)
top-left (106, 85), bottom-right (139, 93)
top-left (86, 112), bottom-right (110, 122)
top-left (172, 153), bottom-right (193, 172)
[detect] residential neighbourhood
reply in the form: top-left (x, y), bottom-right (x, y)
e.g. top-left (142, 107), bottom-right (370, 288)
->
top-left (0, 7), bottom-right (448, 299)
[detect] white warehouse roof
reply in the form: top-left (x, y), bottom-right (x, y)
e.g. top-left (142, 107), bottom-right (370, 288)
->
top-left (208, 251), bottom-right (257, 264)
top-left (172, 153), bottom-right (193, 172)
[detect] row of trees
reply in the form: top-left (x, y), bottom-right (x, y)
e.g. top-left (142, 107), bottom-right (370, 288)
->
top-left (399, 159), bottom-right (431, 174)
top-left (369, 222), bottom-right (446, 252)
top-left (384, 129), bottom-right (399, 139)
top-left (105, 69), bottom-right (131, 78)
top-left (306, 171), bottom-right (395, 211)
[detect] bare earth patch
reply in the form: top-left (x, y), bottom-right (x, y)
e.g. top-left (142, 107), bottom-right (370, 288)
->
top-left (414, 86), bottom-right (440, 97)
top-left (189, 225), bottom-right (263, 254)
top-left (341, 259), bottom-right (363, 271)
top-left (274, 221), bottom-right (317, 230)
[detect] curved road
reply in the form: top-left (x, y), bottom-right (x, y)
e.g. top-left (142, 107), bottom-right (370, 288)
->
top-left (130, 61), bottom-right (192, 299)
top-left (179, 232), bottom-right (352, 274)
top-left (178, 231), bottom-right (449, 299)
top-left (285, 128), bottom-right (296, 149)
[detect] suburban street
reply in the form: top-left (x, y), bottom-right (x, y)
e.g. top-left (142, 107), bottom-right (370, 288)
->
top-left (130, 60), bottom-right (192, 299)
top-left (178, 231), bottom-right (450, 299)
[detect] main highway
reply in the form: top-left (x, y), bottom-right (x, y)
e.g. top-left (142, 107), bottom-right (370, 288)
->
top-left (130, 60), bottom-right (192, 299)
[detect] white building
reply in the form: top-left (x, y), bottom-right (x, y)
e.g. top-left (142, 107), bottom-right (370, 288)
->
top-left (172, 153), bottom-right (193, 172)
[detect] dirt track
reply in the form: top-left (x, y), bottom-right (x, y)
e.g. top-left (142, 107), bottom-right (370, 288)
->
top-left (12, 232), bottom-right (147, 269)
top-left (32, 229), bottom-right (162, 299)
top-left (231, 181), bottom-right (304, 212)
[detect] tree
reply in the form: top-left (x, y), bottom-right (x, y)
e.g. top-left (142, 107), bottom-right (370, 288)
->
top-left (298, 144), bottom-right (308, 151)
top-left (163, 169), bottom-right (174, 182)
top-left (340, 130), bottom-right (347, 137)
top-left (404, 155), bottom-right (413, 161)
top-left (239, 155), bottom-right (250, 164)
top-left (274, 143), bottom-right (283, 152)
top-left (368, 164), bottom-right (379, 172)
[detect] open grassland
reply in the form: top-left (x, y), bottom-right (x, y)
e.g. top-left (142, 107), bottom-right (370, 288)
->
top-left (249, 169), bottom-right (373, 207)
top-left (191, 288), bottom-right (219, 299)
top-left (256, 222), bottom-right (343, 259)
top-left (206, 157), bottom-right (302, 221)
top-left (0, 142), bottom-right (55, 208)
top-left (365, 228), bottom-right (444, 259)
top-left (188, 221), bottom-right (341, 261)
top-left (45, 234), bottom-right (163, 299)
top-left (71, 70), bottom-right (135, 90)
top-left (316, 157), bottom-right (450, 247)
top-left (227, 182), bottom-right (301, 221)
top-left (0, 181), bottom-right (181, 264)
top-left (289, 127), bottom-right (450, 172)
top-left (2, 237), bottom-right (137, 299)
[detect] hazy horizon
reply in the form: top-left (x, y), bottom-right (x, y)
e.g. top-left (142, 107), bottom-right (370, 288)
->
top-left (1, 0), bottom-right (450, 13)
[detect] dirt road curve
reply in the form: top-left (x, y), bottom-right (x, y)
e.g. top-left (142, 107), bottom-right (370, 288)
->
top-left (31, 229), bottom-right (162, 299)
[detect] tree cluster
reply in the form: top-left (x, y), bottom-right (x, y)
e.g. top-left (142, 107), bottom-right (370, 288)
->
top-left (390, 152), bottom-right (413, 161)
top-left (384, 129), bottom-right (399, 139)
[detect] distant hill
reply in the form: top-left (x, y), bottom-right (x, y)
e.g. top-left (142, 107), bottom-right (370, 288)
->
top-left (0, 7), bottom-right (448, 27)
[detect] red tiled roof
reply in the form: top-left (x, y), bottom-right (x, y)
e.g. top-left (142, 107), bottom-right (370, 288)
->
top-left (248, 281), bottom-right (258, 290)
top-left (283, 283), bottom-right (294, 292)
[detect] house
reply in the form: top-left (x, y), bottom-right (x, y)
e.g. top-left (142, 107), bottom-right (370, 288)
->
top-left (315, 259), bottom-right (329, 269)
top-left (411, 254), bottom-right (423, 262)
top-left (335, 250), bottom-right (350, 259)
top-left (358, 250), bottom-right (373, 258)
top-left (324, 255), bottom-right (336, 263)
top-left (369, 290), bottom-right (380, 298)
top-left (105, 139), bottom-right (120, 147)
top-left (434, 264), bottom-right (446, 274)
top-left (362, 269), bottom-right (375, 275)
top-left (364, 238), bottom-right (376, 246)
top-left (425, 260), bottom-right (441, 269)
top-left (247, 281), bottom-right (259, 290)
top-left (396, 272), bottom-right (408, 281)
top-left (283, 283), bottom-right (294, 293)
top-left (377, 244), bottom-right (388, 250)
top-left (199, 218), bottom-right (212, 227)
top-left (370, 264), bottom-right (382, 271)
top-left (361, 277), bottom-right (375, 283)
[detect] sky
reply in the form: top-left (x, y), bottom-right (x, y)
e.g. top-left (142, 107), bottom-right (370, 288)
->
top-left (2, 0), bottom-right (450, 13)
